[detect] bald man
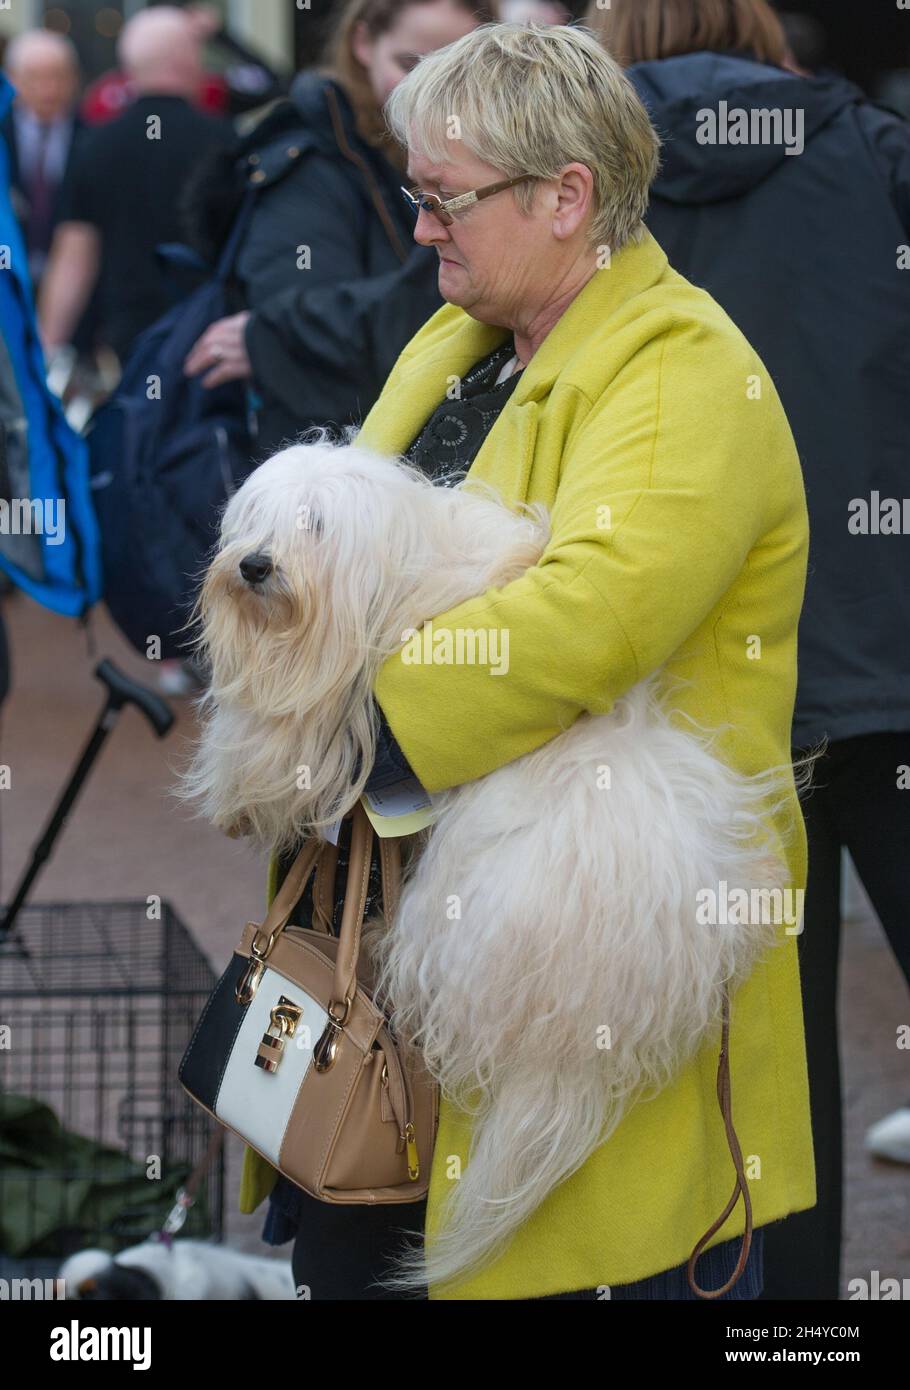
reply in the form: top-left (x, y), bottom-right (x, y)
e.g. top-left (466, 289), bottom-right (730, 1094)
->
top-left (2, 30), bottom-right (82, 283)
top-left (39, 6), bottom-right (229, 360)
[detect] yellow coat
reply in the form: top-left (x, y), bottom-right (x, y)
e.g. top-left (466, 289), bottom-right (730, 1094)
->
top-left (239, 227), bottom-right (816, 1299)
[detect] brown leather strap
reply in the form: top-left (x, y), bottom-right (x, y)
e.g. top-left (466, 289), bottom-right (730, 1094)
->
top-left (267, 807), bottom-right (404, 967)
top-left (261, 835), bottom-right (326, 937)
top-left (324, 84), bottom-right (411, 266)
top-left (313, 820), bottom-right (403, 939)
top-left (331, 802), bottom-right (375, 1011)
top-left (378, 834), bottom-right (403, 921)
top-left (312, 837), bottom-right (341, 934)
top-left (686, 988), bottom-right (753, 1298)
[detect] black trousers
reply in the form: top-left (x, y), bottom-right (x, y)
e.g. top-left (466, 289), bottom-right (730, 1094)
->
top-left (289, 1193), bottom-right (428, 1301)
top-left (285, 1187), bottom-right (764, 1300)
top-left (761, 732), bottom-right (910, 1301)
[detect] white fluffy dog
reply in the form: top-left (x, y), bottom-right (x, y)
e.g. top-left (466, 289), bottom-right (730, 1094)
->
top-left (183, 428), bottom-right (794, 1294)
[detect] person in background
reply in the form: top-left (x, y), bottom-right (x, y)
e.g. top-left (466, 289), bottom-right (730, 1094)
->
top-left (498, 0), bottom-right (570, 20)
top-left (1, 70), bottom-right (100, 716)
top-left (183, 0), bottom-right (496, 457)
top-left (38, 5), bottom-right (230, 365)
top-left (585, 0), bottom-right (910, 1301)
top-left (79, 3), bottom-right (281, 125)
top-left (1, 30), bottom-right (82, 287)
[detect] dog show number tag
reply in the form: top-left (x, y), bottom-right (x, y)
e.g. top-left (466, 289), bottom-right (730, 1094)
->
top-left (360, 779), bottom-right (437, 838)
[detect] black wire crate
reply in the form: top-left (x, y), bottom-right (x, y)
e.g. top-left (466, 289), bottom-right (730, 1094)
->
top-left (0, 901), bottom-right (224, 1281)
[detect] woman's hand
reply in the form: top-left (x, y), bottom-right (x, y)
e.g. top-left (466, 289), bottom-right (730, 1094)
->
top-left (184, 312), bottom-right (253, 388)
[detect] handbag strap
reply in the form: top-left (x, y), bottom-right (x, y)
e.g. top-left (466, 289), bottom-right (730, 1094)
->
top-left (686, 988), bottom-right (753, 1297)
top-left (323, 84), bottom-right (411, 267)
top-left (326, 803), bottom-right (405, 1012)
top-left (311, 820), bottom-right (403, 937)
top-left (312, 837), bottom-right (341, 934)
top-left (261, 805), bottom-right (404, 1000)
top-left (330, 801), bottom-right (375, 1013)
top-left (260, 833), bottom-right (326, 938)
top-left (378, 833), bottom-right (403, 920)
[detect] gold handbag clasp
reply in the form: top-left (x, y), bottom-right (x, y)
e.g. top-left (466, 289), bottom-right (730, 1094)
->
top-left (255, 996), bottom-right (303, 1073)
top-left (235, 925), bottom-right (280, 1005)
top-left (313, 998), bottom-right (350, 1073)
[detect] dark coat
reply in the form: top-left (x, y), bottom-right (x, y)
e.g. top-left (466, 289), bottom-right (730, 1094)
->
top-left (628, 52), bottom-right (910, 748)
top-left (0, 106), bottom-right (84, 258)
top-left (0, 107), bottom-right (101, 350)
top-left (234, 72), bottom-right (443, 457)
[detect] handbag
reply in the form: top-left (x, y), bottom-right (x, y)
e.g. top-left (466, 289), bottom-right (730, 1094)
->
top-left (178, 801), bottom-right (439, 1204)
top-left (179, 798), bottom-right (752, 1291)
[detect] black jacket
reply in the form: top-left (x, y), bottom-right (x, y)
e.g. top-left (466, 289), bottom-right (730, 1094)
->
top-left (0, 107), bottom-right (101, 351)
top-left (0, 107), bottom-right (84, 258)
top-left (628, 52), bottom-right (910, 748)
top-left (58, 95), bottom-right (230, 359)
top-left (234, 71), bottom-right (443, 456)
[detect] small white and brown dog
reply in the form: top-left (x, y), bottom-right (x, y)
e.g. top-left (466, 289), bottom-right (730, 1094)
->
top-left (182, 427), bottom-right (794, 1294)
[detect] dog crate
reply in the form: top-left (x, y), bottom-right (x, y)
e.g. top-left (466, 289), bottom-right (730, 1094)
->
top-left (0, 901), bottom-right (224, 1281)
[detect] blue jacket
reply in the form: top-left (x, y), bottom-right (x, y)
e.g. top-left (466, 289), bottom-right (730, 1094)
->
top-left (0, 74), bottom-right (101, 618)
top-left (629, 52), bottom-right (910, 747)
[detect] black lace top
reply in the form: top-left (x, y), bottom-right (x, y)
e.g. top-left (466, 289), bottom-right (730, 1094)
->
top-left (278, 335), bottom-right (525, 929)
top-left (402, 334), bottom-right (525, 485)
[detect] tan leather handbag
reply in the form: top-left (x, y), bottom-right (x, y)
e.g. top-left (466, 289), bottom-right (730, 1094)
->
top-left (179, 801), bottom-right (439, 1204)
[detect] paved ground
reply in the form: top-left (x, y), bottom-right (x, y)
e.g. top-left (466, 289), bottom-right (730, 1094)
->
top-left (0, 593), bottom-right (269, 1258)
top-left (1, 590), bottom-right (907, 1293)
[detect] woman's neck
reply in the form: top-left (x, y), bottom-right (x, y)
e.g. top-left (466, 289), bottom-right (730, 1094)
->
top-left (512, 253), bottom-right (600, 366)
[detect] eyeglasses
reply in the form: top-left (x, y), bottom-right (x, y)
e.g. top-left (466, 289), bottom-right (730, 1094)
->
top-left (400, 175), bottom-right (536, 226)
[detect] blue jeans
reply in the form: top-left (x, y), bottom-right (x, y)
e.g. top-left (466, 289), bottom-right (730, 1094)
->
top-left (264, 1174), bottom-right (764, 1301)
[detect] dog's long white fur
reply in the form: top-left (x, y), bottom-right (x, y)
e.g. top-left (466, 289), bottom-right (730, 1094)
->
top-left (182, 429), bottom-right (797, 1295)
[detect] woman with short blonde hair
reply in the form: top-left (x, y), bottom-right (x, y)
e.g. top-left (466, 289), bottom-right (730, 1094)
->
top-left (384, 18), bottom-right (660, 251)
top-left (242, 19), bottom-right (816, 1301)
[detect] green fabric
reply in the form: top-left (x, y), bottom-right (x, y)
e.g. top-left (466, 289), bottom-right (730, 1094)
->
top-left (0, 1091), bottom-right (212, 1257)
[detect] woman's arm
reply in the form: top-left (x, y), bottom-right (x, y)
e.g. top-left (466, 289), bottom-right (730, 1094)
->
top-left (373, 324), bottom-right (805, 792)
top-left (236, 152), bottom-right (368, 306)
top-left (233, 150), bottom-right (442, 425)
top-left (243, 243), bottom-right (443, 427)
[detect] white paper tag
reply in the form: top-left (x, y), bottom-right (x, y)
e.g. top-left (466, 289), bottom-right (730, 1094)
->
top-left (323, 818), bottom-right (342, 846)
top-left (363, 777), bottom-right (432, 819)
top-left (361, 777), bottom-right (437, 837)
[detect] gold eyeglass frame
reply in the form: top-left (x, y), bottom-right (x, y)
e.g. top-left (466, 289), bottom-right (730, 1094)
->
top-left (400, 174), bottom-right (536, 226)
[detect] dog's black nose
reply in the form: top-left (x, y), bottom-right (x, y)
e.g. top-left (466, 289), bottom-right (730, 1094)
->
top-left (239, 552), bottom-right (273, 585)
